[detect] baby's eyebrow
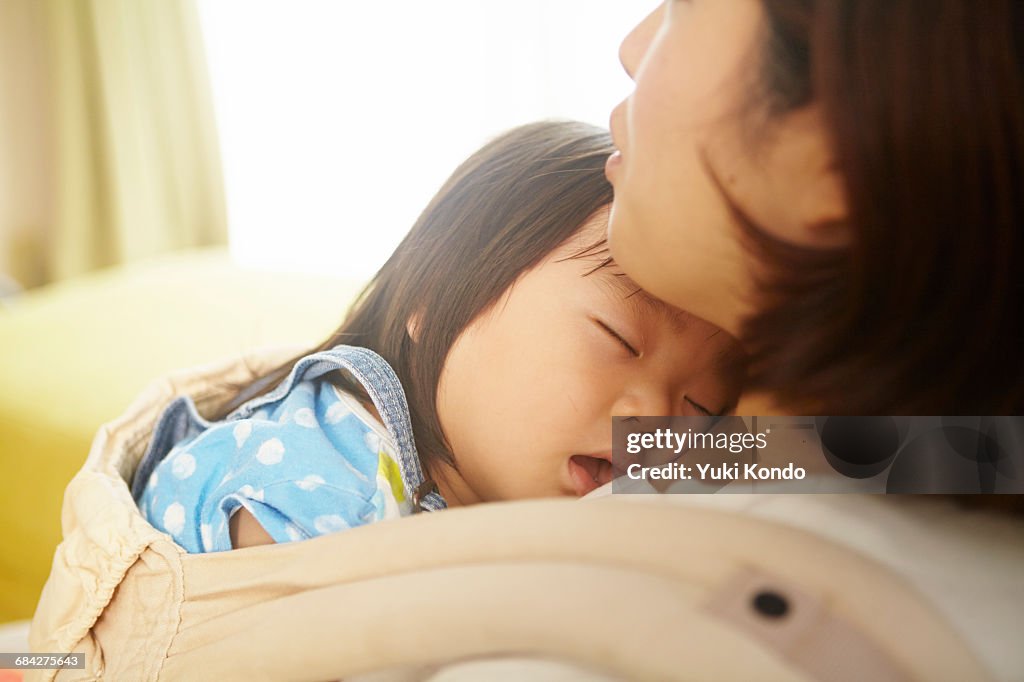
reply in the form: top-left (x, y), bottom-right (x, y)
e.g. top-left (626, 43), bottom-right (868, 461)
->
top-left (598, 270), bottom-right (693, 333)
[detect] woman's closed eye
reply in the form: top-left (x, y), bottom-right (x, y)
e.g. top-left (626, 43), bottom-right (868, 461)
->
top-left (595, 319), bottom-right (640, 357)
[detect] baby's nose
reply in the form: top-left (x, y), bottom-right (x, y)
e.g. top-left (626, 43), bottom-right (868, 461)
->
top-left (613, 388), bottom-right (674, 418)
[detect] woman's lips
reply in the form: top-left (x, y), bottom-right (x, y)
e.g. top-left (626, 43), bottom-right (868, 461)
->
top-left (568, 454), bottom-right (614, 496)
top-left (605, 150), bottom-right (623, 180)
top-left (607, 100), bottom-right (626, 181)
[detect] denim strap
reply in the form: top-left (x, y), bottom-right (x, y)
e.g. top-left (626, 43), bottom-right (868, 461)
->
top-left (132, 345), bottom-right (446, 512)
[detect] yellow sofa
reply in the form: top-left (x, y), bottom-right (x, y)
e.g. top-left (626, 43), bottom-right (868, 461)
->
top-left (0, 248), bottom-right (363, 622)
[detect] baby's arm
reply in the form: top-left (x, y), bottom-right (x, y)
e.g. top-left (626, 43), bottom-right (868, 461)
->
top-left (230, 507), bottom-right (276, 548)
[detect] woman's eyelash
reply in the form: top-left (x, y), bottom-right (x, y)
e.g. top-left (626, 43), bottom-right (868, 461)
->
top-left (596, 320), bottom-right (640, 357)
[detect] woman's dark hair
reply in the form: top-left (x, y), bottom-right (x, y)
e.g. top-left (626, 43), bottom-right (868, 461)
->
top-left (215, 121), bottom-right (615, 475)
top-left (734, 0), bottom-right (1023, 415)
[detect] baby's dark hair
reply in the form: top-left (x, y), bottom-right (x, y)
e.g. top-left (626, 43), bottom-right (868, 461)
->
top-left (217, 121), bottom-right (615, 474)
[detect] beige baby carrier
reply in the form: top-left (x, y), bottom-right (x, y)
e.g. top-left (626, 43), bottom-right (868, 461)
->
top-left (28, 349), bottom-right (997, 681)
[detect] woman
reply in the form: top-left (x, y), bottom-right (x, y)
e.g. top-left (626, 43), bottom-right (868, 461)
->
top-left (602, 5), bottom-right (1024, 678)
top-left (606, 0), bottom-right (1023, 415)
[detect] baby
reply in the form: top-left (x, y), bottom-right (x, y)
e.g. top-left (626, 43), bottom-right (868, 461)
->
top-left (134, 121), bottom-right (743, 551)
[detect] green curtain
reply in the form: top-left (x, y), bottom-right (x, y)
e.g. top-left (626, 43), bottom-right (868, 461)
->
top-left (2, 0), bottom-right (228, 287)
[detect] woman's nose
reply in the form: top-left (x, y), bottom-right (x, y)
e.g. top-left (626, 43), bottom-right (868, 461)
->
top-left (619, 5), bottom-right (663, 80)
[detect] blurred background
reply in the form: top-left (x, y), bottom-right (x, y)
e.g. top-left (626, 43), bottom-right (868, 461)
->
top-left (1, 0), bottom-right (650, 289)
top-left (203, 0), bottom-right (648, 277)
top-left (0, 0), bottom-right (651, 627)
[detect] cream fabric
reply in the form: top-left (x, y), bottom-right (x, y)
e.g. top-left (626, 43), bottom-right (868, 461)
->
top-left (29, 350), bottom-right (996, 681)
top-left (596, 489), bottom-right (1024, 679)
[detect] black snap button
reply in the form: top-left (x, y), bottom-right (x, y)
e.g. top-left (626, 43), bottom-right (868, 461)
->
top-left (752, 590), bottom-right (790, 619)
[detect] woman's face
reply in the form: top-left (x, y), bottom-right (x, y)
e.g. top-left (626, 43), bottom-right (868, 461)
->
top-left (607, 0), bottom-right (846, 337)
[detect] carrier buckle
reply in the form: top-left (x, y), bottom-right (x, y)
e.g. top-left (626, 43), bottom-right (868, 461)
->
top-left (411, 479), bottom-right (439, 513)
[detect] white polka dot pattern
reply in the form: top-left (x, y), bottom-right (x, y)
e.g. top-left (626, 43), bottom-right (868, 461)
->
top-left (137, 370), bottom-right (413, 554)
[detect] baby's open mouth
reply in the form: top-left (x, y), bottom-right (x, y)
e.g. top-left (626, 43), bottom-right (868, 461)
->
top-left (568, 454), bottom-right (614, 497)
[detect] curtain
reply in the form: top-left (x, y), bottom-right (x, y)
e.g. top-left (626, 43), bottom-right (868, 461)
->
top-left (0, 0), bottom-right (227, 288)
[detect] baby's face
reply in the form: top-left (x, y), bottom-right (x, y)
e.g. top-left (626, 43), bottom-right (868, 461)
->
top-left (433, 211), bottom-right (743, 504)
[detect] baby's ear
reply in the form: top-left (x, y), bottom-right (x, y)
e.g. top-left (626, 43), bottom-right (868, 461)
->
top-left (406, 312), bottom-right (422, 343)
